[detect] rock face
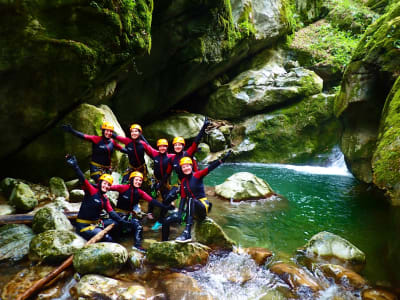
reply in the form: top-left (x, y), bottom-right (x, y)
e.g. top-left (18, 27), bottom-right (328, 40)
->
top-left (233, 93), bottom-right (341, 163)
top-left (335, 2), bottom-right (400, 186)
top-left (0, 224), bottom-right (35, 262)
top-left (8, 103), bottom-right (126, 181)
top-left (215, 172), bottom-right (274, 201)
top-left (9, 182), bottom-right (38, 212)
top-left (0, 0), bottom-right (153, 163)
top-left (113, 0), bottom-right (292, 126)
top-left (29, 229), bottom-right (86, 263)
top-left (146, 241), bottom-right (210, 268)
top-left (372, 77), bottom-right (400, 205)
top-left (302, 231), bottom-right (366, 266)
top-left (73, 242), bottom-right (128, 276)
top-left (32, 206), bottom-right (73, 234)
top-left (203, 51), bottom-right (323, 120)
top-left (194, 217), bottom-right (236, 249)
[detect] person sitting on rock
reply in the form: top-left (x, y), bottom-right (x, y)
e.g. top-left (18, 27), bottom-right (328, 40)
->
top-left (65, 155), bottom-right (133, 243)
top-left (109, 171), bottom-right (174, 251)
top-left (113, 124), bottom-right (152, 184)
top-left (62, 122), bottom-right (125, 182)
top-left (162, 151), bottom-right (232, 243)
top-left (145, 138), bottom-right (174, 220)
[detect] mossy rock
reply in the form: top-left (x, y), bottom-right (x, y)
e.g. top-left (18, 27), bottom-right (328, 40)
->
top-left (194, 217), bottom-right (235, 250)
top-left (49, 177), bottom-right (69, 199)
top-left (29, 229), bottom-right (86, 263)
top-left (72, 274), bottom-right (128, 299)
top-left (32, 206), bottom-right (73, 234)
top-left (146, 241), bottom-right (210, 268)
top-left (372, 77), bottom-right (400, 205)
top-left (0, 224), bottom-right (35, 262)
top-left (9, 182), bottom-right (38, 212)
top-left (73, 242), bottom-right (128, 276)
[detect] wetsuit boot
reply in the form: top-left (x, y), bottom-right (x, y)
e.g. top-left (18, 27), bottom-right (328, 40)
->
top-left (175, 223), bottom-right (192, 243)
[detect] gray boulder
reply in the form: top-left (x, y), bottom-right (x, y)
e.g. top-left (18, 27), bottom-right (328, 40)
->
top-left (194, 217), bottom-right (236, 250)
top-left (49, 177), bottom-right (69, 199)
top-left (0, 224), bottom-right (35, 262)
top-left (9, 182), bottom-right (38, 212)
top-left (215, 172), bottom-right (274, 201)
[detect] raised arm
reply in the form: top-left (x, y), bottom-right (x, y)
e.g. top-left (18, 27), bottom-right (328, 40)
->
top-left (62, 124), bottom-right (85, 139)
top-left (65, 155), bottom-right (85, 184)
top-left (195, 150), bottom-right (232, 178)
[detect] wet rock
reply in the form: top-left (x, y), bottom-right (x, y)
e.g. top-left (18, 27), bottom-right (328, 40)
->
top-left (32, 206), bottom-right (73, 234)
top-left (147, 241), bottom-right (210, 268)
top-left (270, 262), bottom-right (321, 292)
top-left (43, 196), bottom-right (80, 213)
top-left (73, 242), bottom-right (128, 276)
top-left (0, 177), bottom-right (19, 198)
top-left (215, 172), bottom-right (274, 201)
top-left (319, 264), bottom-right (367, 288)
top-left (195, 142), bottom-right (211, 162)
top-left (0, 224), bottom-right (35, 262)
top-left (1, 265), bottom-right (69, 300)
top-left (362, 288), bottom-right (398, 300)
top-left (235, 247), bottom-right (273, 265)
top-left (69, 189), bottom-right (84, 203)
top-left (49, 177), bottom-right (69, 199)
top-left (0, 204), bottom-right (15, 215)
top-left (9, 182), bottom-right (38, 212)
top-left (160, 272), bottom-right (212, 300)
top-left (29, 229), bottom-right (86, 263)
top-left (302, 231), bottom-right (366, 266)
top-left (194, 217), bottom-right (235, 250)
top-left (129, 248), bottom-right (145, 269)
top-left (71, 274), bottom-right (139, 300)
top-left (121, 284), bottom-right (147, 300)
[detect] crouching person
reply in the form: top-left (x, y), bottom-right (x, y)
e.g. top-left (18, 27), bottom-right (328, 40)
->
top-left (162, 151), bottom-right (231, 243)
top-left (110, 171), bottom-right (174, 251)
top-left (65, 155), bottom-right (133, 242)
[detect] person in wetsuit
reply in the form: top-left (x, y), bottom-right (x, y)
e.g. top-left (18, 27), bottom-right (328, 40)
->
top-left (62, 122), bottom-right (125, 182)
top-left (113, 124), bottom-right (152, 183)
top-left (168, 117), bottom-right (210, 182)
top-left (65, 155), bottom-right (132, 242)
top-left (162, 151), bottom-right (232, 243)
top-left (109, 171), bottom-right (173, 250)
top-left (145, 138), bottom-right (174, 220)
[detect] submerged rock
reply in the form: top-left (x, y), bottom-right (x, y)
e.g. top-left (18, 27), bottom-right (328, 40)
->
top-left (0, 204), bottom-right (15, 216)
top-left (71, 274), bottom-right (143, 300)
top-left (160, 272), bottom-right (212, 300)
top-left (362, 288), bottom-right (398, 300)
top-left (9, 182), bottom-right (38, 212)
top-left (146, 241), bottom-right (210, 268)
top-left (73, 242), bottom-right (128, 276)
top-left (319, 264), bottom-right (367, 289)
top-left (0, 224), bottom-right (35, 262)
top-left (215, 172), bottom-right (274, 201)
top-left (235, 247), bottom-right (274, 265)
top-left (32, 206), bottom-right (73, 234)
top-left (301, 231), bottom-right (366, 266)
top-left (29, 229), bottom-right (86, 263)
top-left (270, 263), bottom-right (321, 292)
top-left (194, 217), bottom-right (235, 250)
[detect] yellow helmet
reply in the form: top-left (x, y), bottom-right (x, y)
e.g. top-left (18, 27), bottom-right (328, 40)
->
top-left (101, 122), bottom-right (114, 131)
top-left (130, 124), bottom-right (142, 132)
top-left (173, 136), bottom-right (185, 145)
top-left (129, 171), bottom-right (144, 181)
top-left (99, 174), bottom-right (113, 185)
top-left (157, 138), bottom-right (168, 147)
top-left (179, 157), bottom-right (193, 166)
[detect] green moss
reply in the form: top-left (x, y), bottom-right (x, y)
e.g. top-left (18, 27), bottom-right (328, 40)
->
top-left (372, 77), bottom-right (400, 196)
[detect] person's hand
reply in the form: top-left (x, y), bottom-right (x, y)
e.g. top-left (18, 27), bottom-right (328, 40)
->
top-left (221, 150), bottom-right (232, 162)
top-left (111, 132), bottom-right (117, 139)
top-left (65, 154), bottom-right (78, 167)
top-left (62, 124), bottom-right (73, 133)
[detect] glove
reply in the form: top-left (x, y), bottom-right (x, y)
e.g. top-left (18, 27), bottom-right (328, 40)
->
top-left (221, 150), bottom-right (232, 162)
top-left (62, 124), bottom-right (73, 133)
top-left (65, 154), bottom-right (78, 167)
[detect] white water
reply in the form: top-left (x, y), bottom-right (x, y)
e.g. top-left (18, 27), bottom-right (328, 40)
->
top-left (233, 146), bottom-right (353, 177)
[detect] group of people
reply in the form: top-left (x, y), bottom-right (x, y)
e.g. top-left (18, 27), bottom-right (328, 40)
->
top-left (63, 118), bottom-right (231, 251)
